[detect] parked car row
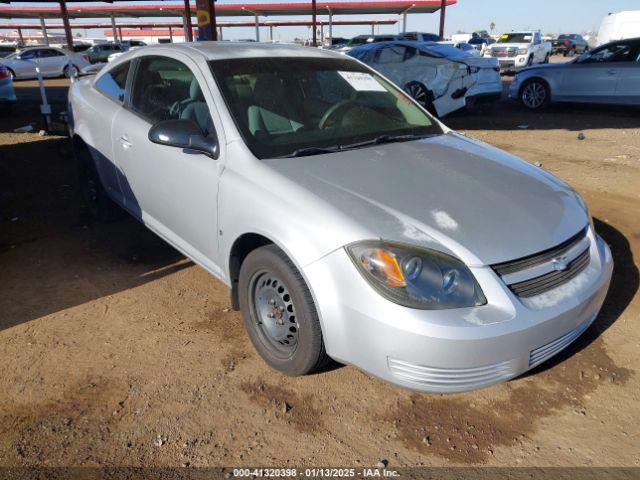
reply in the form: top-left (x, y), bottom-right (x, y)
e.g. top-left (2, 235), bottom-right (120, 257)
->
top-left (0, 46), bottom-right (90, 80)
top-left (68, 42), bottom-right (613, 393)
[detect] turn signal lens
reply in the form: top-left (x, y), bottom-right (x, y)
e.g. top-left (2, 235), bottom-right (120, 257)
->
top-left (359, 247), bottom-right (406, 287)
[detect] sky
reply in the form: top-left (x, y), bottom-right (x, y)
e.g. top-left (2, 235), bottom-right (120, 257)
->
top-left (6, 0), bottom-right (640, 41)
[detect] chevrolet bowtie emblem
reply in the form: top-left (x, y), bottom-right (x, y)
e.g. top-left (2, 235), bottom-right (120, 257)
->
top-left (552, 255), bottom-right (570, 271)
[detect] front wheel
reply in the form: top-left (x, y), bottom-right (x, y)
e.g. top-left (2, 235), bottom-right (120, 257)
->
top-left (520, 79), bottom-right (550, 110)
top-left (238, 244), bottom-right (330, 376)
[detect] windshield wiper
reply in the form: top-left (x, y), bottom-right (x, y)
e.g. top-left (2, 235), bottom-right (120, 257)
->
top-left (281, 145), bottom-right (342, 158)
top-left (339, 133), bottom-right (438, 151)
top-left (280, 133), bottom-right (437, 158)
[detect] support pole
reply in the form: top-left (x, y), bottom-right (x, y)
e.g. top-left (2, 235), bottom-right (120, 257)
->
top-left (59, 1), bottom-right (74, 51)
top-left (328, 8), bottom-right (333, 46)
top-left (39, 16), bottom-right (49, 46)
top-left (219, 26), bottom-right (223, 40)
top-left (311, 0), bottom-right (317, 47)
top-left (320, 23), bottom-right (324, 45)
top-left (17, 27), bottom-right (24, 45)
top-left (269, 25), bottom-right (273, 42)
top-left (169, 26), bottom-right (173, 42)
top-left (211, 0), bottom-right (218, 41)
top-left (184, 0), bottom-right (193, 42)
top-left (110, 14), bottom-right (117, 42)
top-left (118, 27), bottom-right (123, 43)
top-left (438, 0), bottom-right (446, 40)
top-left (402, 13), bottom-right (407, 33)
top-left (371, 23), bottom-right (375, 35)
top-left (254, 14), bottom-right (259, 42)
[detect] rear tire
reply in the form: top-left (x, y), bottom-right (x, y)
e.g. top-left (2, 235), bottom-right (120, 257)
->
top-left (238, 244), bottom-right (330, 376)
top-left (403, 81), bottom-right (437, 116)
top-left (63, 64), bottom-right (78, 78)
top-left (520, 78), bottom-right (550, 110)
top-left (74, 140), bottom-right (122, 222)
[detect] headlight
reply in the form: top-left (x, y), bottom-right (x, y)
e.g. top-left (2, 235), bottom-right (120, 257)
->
top-left (346, 240), bottom-right (486, 310)
top-left (518, 47), bottom-right (528, 55)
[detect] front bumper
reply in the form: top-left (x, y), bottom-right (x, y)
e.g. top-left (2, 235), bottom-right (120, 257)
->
top-left (303, 230), bottom-right (613, 393)
top-left (488, 55), bottom-right (530, 73)
top-left (0, 81), bottom-right (16, 103)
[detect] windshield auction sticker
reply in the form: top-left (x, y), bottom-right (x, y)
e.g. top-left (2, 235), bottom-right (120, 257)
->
top-left (338, 71), bottom-right (386, 92)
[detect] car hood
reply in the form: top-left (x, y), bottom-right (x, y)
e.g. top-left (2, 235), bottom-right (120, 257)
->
top-left (264, 133), bottom-right (587, 266)
top-left (490, 42), bottom-right (530, 49)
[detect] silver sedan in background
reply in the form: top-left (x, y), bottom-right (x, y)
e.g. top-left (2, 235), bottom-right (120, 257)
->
top-left (0, 46), bottom-right (90, 79)
top-left (69, 43), bottom-right (612, 393)
top-left (511, 37), bottom-right (640, 109)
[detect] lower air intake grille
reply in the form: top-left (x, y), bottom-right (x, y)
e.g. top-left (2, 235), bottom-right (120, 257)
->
top-left (529, 319), bottom-right (591, 368)
top-left (388, 358), bottom-right (514, 391)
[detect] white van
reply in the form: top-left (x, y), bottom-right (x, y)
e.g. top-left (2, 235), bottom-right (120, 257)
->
top-left (597, 11), bottom-right (640, 45)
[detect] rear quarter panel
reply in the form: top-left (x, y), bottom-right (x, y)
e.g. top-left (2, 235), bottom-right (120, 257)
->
top-left (69, 77), bottom-right (124, 203)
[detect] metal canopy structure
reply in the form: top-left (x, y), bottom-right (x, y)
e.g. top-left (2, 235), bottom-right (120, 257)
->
top-left (0, 1), bottom-right (455, 19)
top-left (0, 0), bottom-right (455, 48)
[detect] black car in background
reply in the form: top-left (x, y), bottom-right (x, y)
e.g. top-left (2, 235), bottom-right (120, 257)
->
top-left (552, 34), bottom-right (589, 56)
top-left (468, 36), bottom-right (496, 51)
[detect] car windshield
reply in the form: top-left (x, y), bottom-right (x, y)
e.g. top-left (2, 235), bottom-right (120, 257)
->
top-left (210, 57), bottom-right (442, 159)
top-left (498, 33), bottom-right (532, 43)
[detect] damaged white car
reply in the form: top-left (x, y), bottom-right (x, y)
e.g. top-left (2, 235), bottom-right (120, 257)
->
top-left (348, 41), bottom-right (502, 116)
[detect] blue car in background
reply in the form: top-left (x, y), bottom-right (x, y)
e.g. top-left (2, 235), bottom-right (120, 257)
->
top-left (0, 65), bottom-right (16, 110)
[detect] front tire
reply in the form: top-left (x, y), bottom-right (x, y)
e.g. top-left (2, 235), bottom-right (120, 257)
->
top-left (238, 244), bottom-right (330, 376)
top-left (520, 78), bottom-right (550, 110)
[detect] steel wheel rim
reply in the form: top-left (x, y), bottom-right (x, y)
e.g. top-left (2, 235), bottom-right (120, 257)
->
top-left (250, 271), bottom-right (299, 357)
top-left (405, 84), bottom-right (427, 107)
top-left (522, 82), bottom-right (546, 108)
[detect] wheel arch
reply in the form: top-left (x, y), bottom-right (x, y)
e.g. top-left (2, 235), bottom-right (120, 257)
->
top-left (518, 75), bottom-right (552, 100)
top-left (228, 233), bottom-right (276, 310)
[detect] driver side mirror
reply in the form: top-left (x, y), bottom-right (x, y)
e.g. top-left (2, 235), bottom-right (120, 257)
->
top-left (148, 119), bottom-right (219, 159)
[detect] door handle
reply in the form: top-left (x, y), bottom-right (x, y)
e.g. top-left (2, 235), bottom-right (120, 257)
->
top-left (119, 135), bottom-right (132, 150)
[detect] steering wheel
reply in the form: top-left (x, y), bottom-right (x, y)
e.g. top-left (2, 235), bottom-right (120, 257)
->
top-left (319, 100), bottom-right (360, 129)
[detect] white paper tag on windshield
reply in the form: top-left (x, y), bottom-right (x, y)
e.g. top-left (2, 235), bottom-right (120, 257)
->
top-left (338, 71), bottom-right (386, 92)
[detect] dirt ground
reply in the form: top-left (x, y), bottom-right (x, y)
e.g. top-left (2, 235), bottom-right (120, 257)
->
top-left (0, 73), bottom-right (639, 470)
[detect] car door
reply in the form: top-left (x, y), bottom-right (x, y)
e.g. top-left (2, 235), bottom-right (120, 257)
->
top-left (37, 48), bottom-right (66, 76)
top-left (111, 53), bottom-right (226, 273)
top-left (532, 32), bottom-right (543, 62)
top-left (555, 42), bottom-right (630, 101)
top-left (615, 43), bottom-right (640, 104)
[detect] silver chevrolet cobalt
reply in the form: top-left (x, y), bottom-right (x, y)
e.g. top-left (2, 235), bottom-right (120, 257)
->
top-left (69, 43), bottom-right (613, 393)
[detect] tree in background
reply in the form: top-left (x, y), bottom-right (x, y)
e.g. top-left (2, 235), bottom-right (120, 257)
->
top-left (490, 22), bottom-right (496, 34)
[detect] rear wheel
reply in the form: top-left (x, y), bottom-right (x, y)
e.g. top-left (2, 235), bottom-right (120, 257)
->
top-left (74, 141), bottom-right (122, 221)
top-left (238, 244), bottom-right (330, 376)
top-left (403, 81), bottom-right (436, 115)
top-left (566, 47), bottom-right (576, 58)
top-left (520, 79), bottom-right (550, 110)
top-left (63, 64), bottom-right (79, 78)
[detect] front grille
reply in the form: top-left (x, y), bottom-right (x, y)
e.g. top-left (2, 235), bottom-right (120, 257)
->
top-left (388, 357), bottom-right (515, 391)
top-left (493, 228), bottom-right (588, 276)
top-left (491, 47), bottom-right (518, 57)
top-left (509, 248), bottom-right (590, 297)
top-left (491, 228), bottom-right (591, 298)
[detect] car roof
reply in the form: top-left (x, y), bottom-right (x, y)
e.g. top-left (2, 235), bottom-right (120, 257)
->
top-left (125, 41), bottom-right (344, 61)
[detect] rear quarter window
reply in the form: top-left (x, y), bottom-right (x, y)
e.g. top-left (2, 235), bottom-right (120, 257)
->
top-left (95, 61), bottom-right (130, 103)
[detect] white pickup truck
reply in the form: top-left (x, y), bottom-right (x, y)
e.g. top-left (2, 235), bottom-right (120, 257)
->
top-left (484, 31), bottom-right (551, 72)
